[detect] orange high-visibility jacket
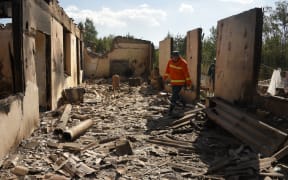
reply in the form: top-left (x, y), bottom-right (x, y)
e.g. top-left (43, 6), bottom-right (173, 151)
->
top-left (163, 57), bottom-right (192, 86)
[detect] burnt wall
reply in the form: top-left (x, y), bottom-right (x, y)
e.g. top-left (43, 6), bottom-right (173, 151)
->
top-left (159, 38), bottom-right (172, 76)
top-left (215, 8), bottom-right (263, 104)
top-left (84, 38), bottom-right (153, 78)
top-left (185, 28), bottom-right (202, 101)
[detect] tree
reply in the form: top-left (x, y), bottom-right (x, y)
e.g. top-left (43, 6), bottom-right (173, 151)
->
top-left (77, 22), bottom-right (84, 31)
top-left (202, 26), bottom-right (217, 64)
top-left (173, 33), bottom-right (186, 58)
top-left (163, 32), bottom-right (186, 57)
top-left (201, 26), bottom-right (217, 75)
top-left (262, 1), bottom-right (288, 74)
top-left (83, 18), bottom-right (98, 50)
top-left (96, 35), bottom-right (114, 54)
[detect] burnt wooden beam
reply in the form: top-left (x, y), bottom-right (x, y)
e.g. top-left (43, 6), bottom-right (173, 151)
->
top-left (12, 0), bottom-right (24, 93)
top-left (54, 104), bottom-right (72, 135)
top-left (272, 145), bottom-right (288, 161)
top-left (205, 98), bottom-right (287, 156)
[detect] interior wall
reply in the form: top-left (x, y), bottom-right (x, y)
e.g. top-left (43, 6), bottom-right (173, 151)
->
top-left (23, 0), bottom-right (51, 34)
top-left (35, 31), bottom-right (47, 108)
top-left (51, 18), bottom-right (64, 109)
top-left (185, 28), bottom-right (202, 100)
top-left (0, 0), bottom-right (43, 159)
top-left (0, 26), bottom-right (13, 99)
top-left (84, 39), bottom-right (152, 78)
top-left (64, 33), bottom-right (78, 88)
top-left (109, 42), bottom-right (150, 77)
top-left (159, 38), bottom-right (172, 76)
top-left (21, 26), bottom-right (40, 141)
top-left (0, 96), bottom-right (24, 158)
top-left (84, 50), bottom-right (109, 78)
top-left (215, 8), bottom-right (262, 104)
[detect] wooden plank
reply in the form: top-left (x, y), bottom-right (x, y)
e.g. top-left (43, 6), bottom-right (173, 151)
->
top-left (205, 106), bottom-right (285, 156)
top-left (212, 98), bottom-right (287, 152)
top-left (54, 104), bottom-right (72, 134)
top-left (146, 138), bottom-right (194, 150)
top-left (272, 145), bottom-right (288, 161)
top-left (171, 113), bottom-right (195, 126)
top-left (213, 98), bottom-right (287, 139)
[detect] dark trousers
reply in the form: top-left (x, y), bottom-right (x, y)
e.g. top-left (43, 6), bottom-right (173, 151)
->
top-left (169, 85), bottom-right (184, 112)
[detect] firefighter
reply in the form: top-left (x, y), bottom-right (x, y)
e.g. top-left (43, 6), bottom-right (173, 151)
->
top-left (163, 51), bottom-right (192, 115)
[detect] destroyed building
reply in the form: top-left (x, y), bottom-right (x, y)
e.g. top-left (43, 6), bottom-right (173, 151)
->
top-left (84, 36), bottom-right (154, 79)
top-left (159, 28), bottom-right (202, 103)
top-left (0, 0), bottom-right (83, 158)
top-left (0, 1), bottom-right (288, 179)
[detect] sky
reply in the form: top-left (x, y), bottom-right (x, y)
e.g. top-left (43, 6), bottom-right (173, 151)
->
top-left (58, 0), bottom-right (276, 45)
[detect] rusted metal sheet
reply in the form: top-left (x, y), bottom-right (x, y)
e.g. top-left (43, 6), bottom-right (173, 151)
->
top-left (205, 98), bottom-right (287, 156)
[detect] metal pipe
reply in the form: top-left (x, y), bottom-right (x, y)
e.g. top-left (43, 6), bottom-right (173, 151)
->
top-left (63, 119), bottom-right (93, 141)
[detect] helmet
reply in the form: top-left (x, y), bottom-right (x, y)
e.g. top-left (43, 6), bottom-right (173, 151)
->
top-left (171, 51), bottom-right (180, 57)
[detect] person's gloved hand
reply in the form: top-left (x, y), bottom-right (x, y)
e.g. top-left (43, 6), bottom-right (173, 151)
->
top-left (185, 84), bottom-right (194, 91)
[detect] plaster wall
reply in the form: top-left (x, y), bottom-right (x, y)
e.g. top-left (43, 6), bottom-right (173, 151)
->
top-left (64, 33), bottom-right (78, 88)
top-left (184, 28), bottom-right (202, 101)
top-left (84, 50), bottom-right (109, 78)
top-left (84, 39), bottom-right (151, 78)
top-left (35, 32), bottom-right (47, 108)
top-left (51, 18), bottom-right (64, 109)
top-left (215, 8), bottom-right (262, 104)
top-left (0, 0), bottom-right (82, 159)
top-left (159, 38), bottom-right (172, 76)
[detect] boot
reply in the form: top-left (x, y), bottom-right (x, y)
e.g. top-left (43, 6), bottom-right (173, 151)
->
top-left (181, 99), bottom-right (186, 108)
top-left (168, 105), bottom-right (175, 115)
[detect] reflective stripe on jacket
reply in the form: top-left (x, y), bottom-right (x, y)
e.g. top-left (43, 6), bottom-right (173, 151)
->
top-left (163, 57), bottom-right (192, 86)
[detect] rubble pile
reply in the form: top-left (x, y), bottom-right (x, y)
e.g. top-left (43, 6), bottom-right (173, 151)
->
top-left (0, 79), bottom-right (288, 179)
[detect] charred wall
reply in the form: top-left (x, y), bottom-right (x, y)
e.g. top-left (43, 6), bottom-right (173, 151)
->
top-left (0, 0), bottom-right (83, 158)
top-left (159, 38), bottom-right (172, 76)
top-left (84, 37), bottom-right (153, 79)
top-left (215, 8), bottom-right (263, 105)
top-left (158, 29), bottom-right (202, 103)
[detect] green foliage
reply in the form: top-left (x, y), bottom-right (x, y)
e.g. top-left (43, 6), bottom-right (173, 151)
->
top-left (202, 26), bottom-right (217, 74)
top-left (125, 33), bottom-right (135, 39)
top-left (154, 49), bottom-right (159, 68)
top-left (80, 18), bottom-right (114, 54)
top-left (163, 32), bottom-right (187, 58)
top-left (173, 34), bottom-right (187, 58)
top-left (262, 0), bottom-right (288, 75)
top-left (96, 35), bottom-right (115, 54)
top-left (83, 18), bottom-right (98, 50)
top-left (77, 22), bottom-right (84, 30)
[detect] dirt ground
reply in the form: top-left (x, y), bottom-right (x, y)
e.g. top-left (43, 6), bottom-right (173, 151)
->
top-left (0, 79), bottom-right (287, 179)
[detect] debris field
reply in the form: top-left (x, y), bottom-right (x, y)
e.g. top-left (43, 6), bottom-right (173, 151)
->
top-left (0, 79), bottom-right (288, 180)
